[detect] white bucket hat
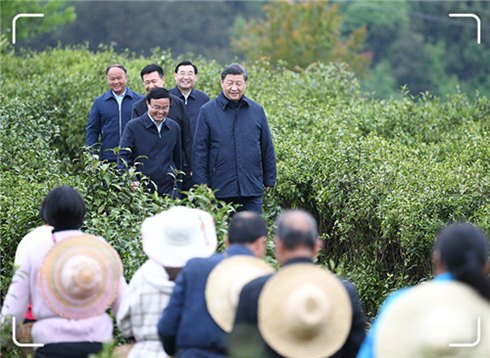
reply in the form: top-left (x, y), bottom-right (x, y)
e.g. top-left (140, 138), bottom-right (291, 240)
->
top-left (141, 206), bottom-right (218, 267)
top-left (376, 280), bottom-right (490, 358)
top-left (205, 256), bottom-right (275, 332)
top-left (258, 264), bottom-right (352, 358)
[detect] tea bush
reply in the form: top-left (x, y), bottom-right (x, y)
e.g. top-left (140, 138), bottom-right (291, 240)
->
top-left (2, 44), bottom-right (490, 356)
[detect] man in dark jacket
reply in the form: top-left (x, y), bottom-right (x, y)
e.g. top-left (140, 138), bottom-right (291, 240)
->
top-left (119, 88), bottom-right (182, 197)
top-left (86, 64), bottom-right (144, 163)
top-left (229, 210), bottom-right (367, 358)
top-left (193, 63), bottom-right (276, 214)
top-left (169, 60), bottom-right (210, 137)
top-left (132, 64), bottom-right (193, 183)
top-left (158, 212), bottom-right (268, 358)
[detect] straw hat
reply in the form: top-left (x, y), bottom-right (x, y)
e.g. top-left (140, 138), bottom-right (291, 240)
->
top-left (206, 256), bottom-right (275, 332)
top-left (377, 280), bottom-right (490, 358)
top-left (142, 206), bottom-right (217, 267)
top-left (258, 264), bottom-right (352, 358)
top-left (39, 234), bottom-right (123, 320)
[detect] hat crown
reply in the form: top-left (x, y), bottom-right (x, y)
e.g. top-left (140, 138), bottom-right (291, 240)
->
top-left (61, 255), bottom-right (103, 300)
top-left (286, 285), bottom-right (330, 338)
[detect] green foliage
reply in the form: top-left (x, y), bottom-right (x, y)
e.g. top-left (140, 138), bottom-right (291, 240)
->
top-left (0, 1), bottom-right (76, 41)
top-left (2, 45), bottom-right (490, 356)
top-left (231, 0), bottom-right (371, 77)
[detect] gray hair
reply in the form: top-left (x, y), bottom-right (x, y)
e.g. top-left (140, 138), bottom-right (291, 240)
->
top-left (221, 63), bottom-right (248, 82)
top-left (275, 210), bottom-right (318, 250)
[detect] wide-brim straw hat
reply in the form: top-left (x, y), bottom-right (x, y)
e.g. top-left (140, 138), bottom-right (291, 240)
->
top-left (206, 256), bottom-right (275, 332)
top-left (258, 264), bottom-right (352, 358)
top-left (142, 206), bottom-right (217, 267)
top-left (39, 234), bottom-right (123, 320)
top-left (377, 280), bottom-right (490, 358)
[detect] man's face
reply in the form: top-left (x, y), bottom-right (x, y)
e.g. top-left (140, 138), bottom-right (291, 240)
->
top-left (142, 71), bottom-right (165, 94)
top-left (221, 74), bottom-right (247, 102)
top-left (106, 67), bottom-right (128, 96)
top-left (147, 97), bottom-right (170, 123)
top-left (174, 65), bottom-right (197, 92)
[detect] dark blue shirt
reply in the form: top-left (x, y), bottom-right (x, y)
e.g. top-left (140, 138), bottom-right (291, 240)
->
top-left (158, 244), bottom-right (255, 357)
top-left (169, 86), bottom-right (210, 138)
top-left (118, 113), bottom-right (182, 197)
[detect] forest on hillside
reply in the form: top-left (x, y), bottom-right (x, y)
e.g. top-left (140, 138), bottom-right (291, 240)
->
top-left (2, 0), bottom-right (490, 99)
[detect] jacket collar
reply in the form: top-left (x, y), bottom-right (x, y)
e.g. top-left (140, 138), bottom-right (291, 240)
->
top-left (282, 257), bottom-right (315, 267)
top-left (225, 243), bottom-right (255, 257)
top-left (102, 87), bottom-right (138, 101)
top-left (217, 91), bottom-right (251, 110)
top-left (171, 86), bottom-right (195, 100)
top-left (142, 113), bottom-right (170, 130)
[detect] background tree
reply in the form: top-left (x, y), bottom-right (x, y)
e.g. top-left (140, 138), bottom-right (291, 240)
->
top-left (231, 0), bottom-right (371, 77)
top-left (0, 1), bottom-right (75, 41)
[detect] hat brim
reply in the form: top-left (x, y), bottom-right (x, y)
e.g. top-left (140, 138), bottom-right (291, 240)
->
top-left (376, 280), bottom-right (490, 358)
top-left (258, 264), bottom-right (352, 358)
top-left (39, 234), bottom-right (122, 320)
top-left (206, 256), bottom-right (275, 332)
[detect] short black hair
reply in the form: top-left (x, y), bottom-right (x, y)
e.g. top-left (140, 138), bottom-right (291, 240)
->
top-left (106, 64), bottom-right (127, 75)
top-left (140, 64), bottom-right (164, 80)
top-left (221, 63), bottom-right (248, 82)
top-left (228, 212), bottom-right (267, 244)
top-left (40, 186), bottom-right (86, 230)
top-left (175, 61), bottom-right (198, 75)
top-left (146, 87), bottom-right (171, 104)
top-left (275, 210), bottom-right (318, 250)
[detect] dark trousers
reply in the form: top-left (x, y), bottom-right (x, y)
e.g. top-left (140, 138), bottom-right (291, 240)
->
top-left (35, 342), bottom-right (103, 358)
top-left (221, 196), bottom-right (263, 214)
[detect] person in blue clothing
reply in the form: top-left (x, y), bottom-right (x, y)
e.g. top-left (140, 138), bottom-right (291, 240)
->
top-left (356, 222), bottom-right (490, 358)
top-left (118, 87), bottom-right (182, 197)
top-left (192, 63), bottom-right (276, 214)
top-left (158, 211), bottom-right (268, 358)
top-left (86, 64), bottom-right (144, 163)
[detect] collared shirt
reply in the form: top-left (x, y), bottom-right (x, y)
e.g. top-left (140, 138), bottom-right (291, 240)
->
top-left (112, 88), bottom-right (127, 106)
top-left (148, 113), bottom-right (166, 134)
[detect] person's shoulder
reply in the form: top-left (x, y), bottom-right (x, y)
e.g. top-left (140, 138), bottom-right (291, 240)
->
top-left (170, 94), bottom-right (185, 105)
top-left (126, 87), bottom-right (145, 99)
top-left (193, 88), bottom-right (210, 100)
top-left (166, 118), bottom-right (181, 130)
top-left (242, 274), bottom-right (272, 296)
top-left (93, 89), bottom-right (111, 103)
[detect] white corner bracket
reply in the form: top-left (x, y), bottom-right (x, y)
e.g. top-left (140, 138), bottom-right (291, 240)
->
top-left (449, 13), bottom-right (481, 44)
top-left (11, 316), bottom-right (44, 348)
top-left (449, 316), bottom-right (481, 348)
top-left (12, 13), bottom-right (45, 44)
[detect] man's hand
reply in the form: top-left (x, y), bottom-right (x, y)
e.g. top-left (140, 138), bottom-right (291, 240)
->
top-left (265, 187), bottom-right (271, 190)
top-left (130, 181), bottom-right (140, 192)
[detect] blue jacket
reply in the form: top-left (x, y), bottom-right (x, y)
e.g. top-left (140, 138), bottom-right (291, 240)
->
top-left (118, 113), bottom-right (182, 197)
top-left (158, 244), bottom-right (255, 357)
top-left (193, 92), bottom-right (276, 199)
top-left (86, 88), bottom-right (144, 163)
top-left (169, 86), bottom-right (210, 137)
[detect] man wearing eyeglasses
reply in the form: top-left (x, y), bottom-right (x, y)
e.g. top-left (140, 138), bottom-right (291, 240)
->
top-left (119, 87), bottom-right (182, 197)
top-left (132, 64), bottom-right (193, 191)
top-left (86, 64), bottom-right (144, 163)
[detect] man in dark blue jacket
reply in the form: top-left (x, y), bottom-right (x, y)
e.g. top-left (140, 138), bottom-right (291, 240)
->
top-left (193, 63), bottom-right (276, 214)
top-left (158, 212), bottom-right (268, 358)
top-left (229, 210), bottom-right (367, 358)
top-left (118, 88), bottom-right (182, 197)
top-left (169, 60), bottom-right (210, 137)
top-left (86, 64), bottom-right (144, 163)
